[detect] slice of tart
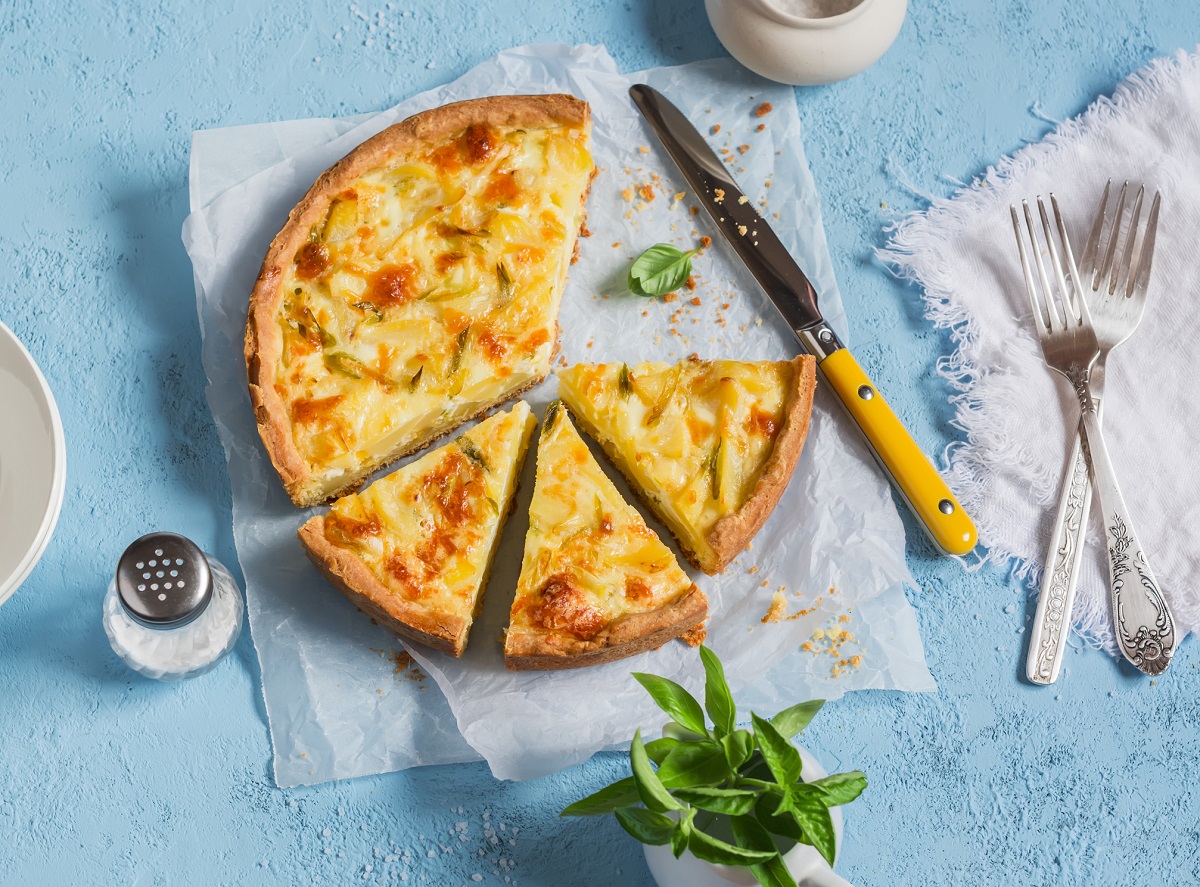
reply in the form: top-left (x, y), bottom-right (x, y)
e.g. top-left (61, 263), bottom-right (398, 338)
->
top-left (298, 401), bottom-right (536, 657)
top-left (558, 355), bottom-right (817, 575)
top-left (504, 402), bottom-right (707, 671)
top-left (247, 95), bottom-right (595, 507)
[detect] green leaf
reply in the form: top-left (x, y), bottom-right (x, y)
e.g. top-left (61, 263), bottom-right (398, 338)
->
top-left (662, 722), bottom-right (706, 743)
top-left (810, 771), bottom-right (867, 807)
top-left (786, 791), bottom-right (837, 867)
top-left (672, 787), bottom-right (758, 817)
top-left (628, 243), bottom-right (698, 296)
top-left (751, 713), bottom-right (803, 787)
top-left (614, 807), bottom-right (675, 846)
top-left (632, 673), bottom-right (707, 736)
top-left (698, 645), bottom-right (736, 738)
top-left (686, 827), bottom-right (776, 867)
top-left (644, 737), bottom-right (681, 765)
top-left (560, 777), bottom-right (640, 816)
top-left (670, 815), bottom-right (691, 858)
top-left (630, 729), bottom-right (683, 813)
top-left (731, 816), bottom-right (796, 887)
top-left (770, 700), bottom-right (824, 739)
top-left (721, 729), bottom-right (755, 771)
top-left (754, 792), bottom-right (803, 844)
top-left (657, 740), bottom-right (730, 789)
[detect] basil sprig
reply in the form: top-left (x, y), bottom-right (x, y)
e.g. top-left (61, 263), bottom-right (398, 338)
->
top-left (628, 243), bottom-right (699, 297)
top-left (562, 646), bottom-right (866, 884)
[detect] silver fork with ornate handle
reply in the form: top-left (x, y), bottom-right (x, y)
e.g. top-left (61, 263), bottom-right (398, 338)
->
top-left (1011, 194), bottom-right (1177, 677)
top-left (1024, 182), bottom-right (1162, 684)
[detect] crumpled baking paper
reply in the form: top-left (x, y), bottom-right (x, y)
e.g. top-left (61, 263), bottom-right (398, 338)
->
top-left (183, 43), bottom-right (935, 787)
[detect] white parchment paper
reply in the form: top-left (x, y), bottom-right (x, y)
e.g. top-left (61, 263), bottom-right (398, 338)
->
top-left (183, 44), bottom-right (935, 787)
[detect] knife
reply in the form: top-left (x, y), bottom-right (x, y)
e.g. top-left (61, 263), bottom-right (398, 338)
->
top-left (630, 84), bottom-right (976, 557)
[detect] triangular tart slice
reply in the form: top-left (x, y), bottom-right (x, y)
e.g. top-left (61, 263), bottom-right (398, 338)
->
top-left (299, 401), bottom-right (536, 657)
top-left (558, 356), bottom-right (816, 574)
top-left (247, 94), bottom-right (595, 506)
top-left (504, 403), bottom-right (707, 671)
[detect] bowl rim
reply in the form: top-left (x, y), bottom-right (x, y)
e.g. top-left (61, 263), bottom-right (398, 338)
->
top-left (0, 320), bottom-right (67, 607)
top-left (743, 0), bottom-right (881, 30)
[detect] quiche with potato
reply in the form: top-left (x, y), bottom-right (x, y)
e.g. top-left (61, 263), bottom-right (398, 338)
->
top-left (246, 95), bottom-right (595, 506)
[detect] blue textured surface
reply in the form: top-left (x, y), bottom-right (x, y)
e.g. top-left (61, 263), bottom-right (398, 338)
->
top-left (2, 1), bottom-right (1198, 884)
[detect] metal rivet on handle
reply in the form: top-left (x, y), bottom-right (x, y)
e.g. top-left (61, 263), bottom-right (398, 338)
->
top-left (818, 329), bottom-right (833, 343)
top-left (938, 499), bottom-right (955, 515)
top-left (857, 385), bottom-right (874, 400)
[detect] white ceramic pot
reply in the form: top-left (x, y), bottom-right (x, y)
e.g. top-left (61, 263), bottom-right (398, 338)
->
top-left (705, 0), bottom-right (907, 86)
top-left (643, 746), bottom-right (851, 887)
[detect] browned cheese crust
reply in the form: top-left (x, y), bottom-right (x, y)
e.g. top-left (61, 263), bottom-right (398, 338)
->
top-left (298, 515), bottom-right (472, 656)
top-left (503, 584), bottom-right (708, 671)
top-left (705, 354), bottom-right (817, 573)
top-left (246, 94), bottom-right (592, 507)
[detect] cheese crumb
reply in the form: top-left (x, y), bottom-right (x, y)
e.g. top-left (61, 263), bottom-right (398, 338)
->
top-left (754, 102), bottom-right (773, 117)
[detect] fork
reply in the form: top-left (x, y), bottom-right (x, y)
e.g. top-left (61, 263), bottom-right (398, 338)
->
top-left (1025, 182), bottom-right (1162, 684)
top-left (1011, 194), bottom-right (1177, 677)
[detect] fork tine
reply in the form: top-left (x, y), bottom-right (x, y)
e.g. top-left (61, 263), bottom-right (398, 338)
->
top-left (1111, 184), bottom-right (1145, 296)
top-left (1129, 190), bottom-right (1161, 300)
top-left (1011, 203), bottom-right (1051, 333)
top-left (1080, 179), bottom-right (1111, 276)
top-left (1023, 199), bottom-right (1061, 330)
top-left (1095, 181), bottom-right (1129, 291)
top-left (1051, 193), bottom-right (1093, 328)
top-left (1038, 196), bottom-right (1076, 328)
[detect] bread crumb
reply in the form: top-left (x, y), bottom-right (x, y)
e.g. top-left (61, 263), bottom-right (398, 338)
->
top-left (579, 221), bottom-right (592, 237)
top-left (638, 184), bottom-right (655, 202)
top-left (748, 565), bottom-right (758, 574)
top-left (762, 592), bottom-right (787, 623)
top-left (688, 296), bottom-right (701, 306)
top-left (638, 145), bottom-right (650, 154)
top-left (713, 188), bottom-right (725, 204)
top-left (737, 224), bottom-right (748, 236)
top-left (738, 144), bottom-right (750, 155)
top-left (738, 195), bottom-right (749, 205)
top-left (756, 123), bottom-right (766, 132)
top-left (711, 124), bottom-right (721, 134)
top-left (690, 206), bottom-right (700, 216)
top-left (685, 276), bottom-right (697, 292)
top-left (755, 102), bottom-right (773, 117)
top-left (682, 624), bottom-right (707, 647)
top-left (612, 241), bottom-right (621, 249)
top-left (621, 188), bottom-right (633, 202)
top-left (663, 292), bottom-right (678, 303)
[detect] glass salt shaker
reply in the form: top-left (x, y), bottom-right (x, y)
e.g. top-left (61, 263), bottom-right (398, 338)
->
top-left (102, 532), bottom-right (244, 680)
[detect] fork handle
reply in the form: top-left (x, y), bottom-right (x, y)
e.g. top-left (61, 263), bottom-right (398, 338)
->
top-left (1026, 415), bottom-right (1095, 685)
top-left (1077, 392), bottom-right (1177, 675)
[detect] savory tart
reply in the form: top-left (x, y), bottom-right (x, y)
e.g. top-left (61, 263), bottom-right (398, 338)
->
top-left (504, 402), bottom-right (707, 671)
top-left (246, 95), bottom-right (595, 507)
top-left (298, 401), bottom-right (537, 657)
top-left (558, 355), bottom-right (817, 574)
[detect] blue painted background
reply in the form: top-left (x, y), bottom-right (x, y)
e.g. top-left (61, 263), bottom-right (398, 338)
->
top-left (2, 1), bottom-right (1198, 884)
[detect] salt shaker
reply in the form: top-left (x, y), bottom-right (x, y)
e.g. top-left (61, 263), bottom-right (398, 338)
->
top-left (102, 532), bottom-right (243, 680)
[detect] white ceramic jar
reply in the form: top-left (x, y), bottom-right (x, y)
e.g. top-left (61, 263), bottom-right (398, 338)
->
top-left (705, 0), bottom-right (908, 86)
top-left (643, 745), bottom-right (851, 887)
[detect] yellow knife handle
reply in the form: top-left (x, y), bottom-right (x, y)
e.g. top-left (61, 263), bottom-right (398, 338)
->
top-left (820, 348), bottom-right (977, 556)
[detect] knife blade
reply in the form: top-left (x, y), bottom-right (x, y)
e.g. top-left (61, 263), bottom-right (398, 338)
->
top-left (630, 83), bottom-right (976, 557)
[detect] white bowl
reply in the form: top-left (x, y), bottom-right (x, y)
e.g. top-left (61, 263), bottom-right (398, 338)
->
top-left (0, 321), bottom-right (66, 607)
top-left (705, 0), bottom-right (908, 86)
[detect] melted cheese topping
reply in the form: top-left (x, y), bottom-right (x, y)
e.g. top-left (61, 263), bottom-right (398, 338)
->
top-left (275, 119), bottom-right (593, 498)
top-left (558, 359), bottom-right (793, 570)
top-left (319, 402), bottom-right (536, 633)
top-left (507, 404), bottom-right (694, 643)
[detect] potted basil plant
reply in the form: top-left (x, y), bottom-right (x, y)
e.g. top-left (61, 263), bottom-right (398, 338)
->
top-left (562, 646), bottom-right (865, 887)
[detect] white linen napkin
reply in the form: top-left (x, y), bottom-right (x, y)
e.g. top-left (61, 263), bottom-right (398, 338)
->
top-left (880, 49), bottom-right (1200, 654)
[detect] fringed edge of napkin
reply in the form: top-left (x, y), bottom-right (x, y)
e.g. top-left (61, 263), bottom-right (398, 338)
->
top-left (875, 48), bottom-right (1200, 652)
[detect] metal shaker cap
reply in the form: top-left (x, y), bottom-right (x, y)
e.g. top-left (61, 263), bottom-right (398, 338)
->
top-left (116, 533), bottom-right (212, 629)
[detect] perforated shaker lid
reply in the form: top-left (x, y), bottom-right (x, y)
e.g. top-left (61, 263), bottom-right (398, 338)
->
top-left (116, 532), bottom-right (212, 629)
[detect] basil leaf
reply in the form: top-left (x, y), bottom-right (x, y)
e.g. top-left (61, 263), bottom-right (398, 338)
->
top-left (698, 645), bottom-right (736, 738)
top-left (560, 776), bottom-right (640, 816)
top-left (632, 673), bottom-right (707, 736)
top-left (754, 792), bottom-right (803, 844)
top-left (662, 722), bottom-right (707, 743)
top-left (630, 729), bottom-right (682, 813)
top-left (751, 713), bottom-right (803, 787)
top-left (672, 787), bottom-right (758, 817)
top-left (721, 729), bottom-right (754, 771)
top-left (810, 771), bottom-right (867, 807)
top-left (686, 827), bottom-right (776, 867)
top-left (644, 737), bottom-right (681, 765)
top-left (785, 790), bottom-right (837, 867)
top-left (657, 740), bottom-right (730, 789)
top-left (628, 243), bottom-right (697, 296)
top-left (769, 700), bottom-right (824, 739)
top-left (731, 816), bottom-right (795, 887)
top-left (614, 807), bottom-right (675, 846)
top-left (670, 815), bottom-right (691, 858)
